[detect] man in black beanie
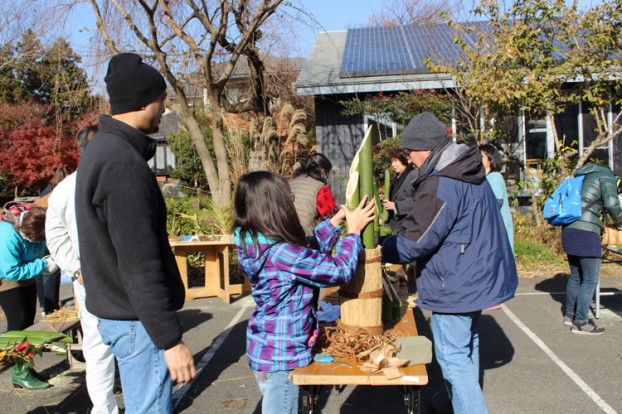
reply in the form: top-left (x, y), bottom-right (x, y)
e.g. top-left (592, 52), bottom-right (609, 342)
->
top-left (382, 112), bottom-right (517, 413)
top-left (75, 53), bottom-right (195, 414)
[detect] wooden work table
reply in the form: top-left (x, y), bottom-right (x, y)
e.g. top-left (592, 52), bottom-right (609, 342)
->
top-left (169, 235), bottom-right (249, 303)
top-left (292, 306), bottom-right (428, 414)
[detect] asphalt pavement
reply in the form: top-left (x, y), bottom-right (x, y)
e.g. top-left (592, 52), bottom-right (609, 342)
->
top-left (1, 272), bottom-right (621, 414)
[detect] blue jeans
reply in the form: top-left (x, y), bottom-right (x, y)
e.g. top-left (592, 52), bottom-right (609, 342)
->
top-left (253, 370), bottom-right (298, 414)
top-left (36, 269), bottom-right (60, 314)
top-left (98, 319), bottom-right (171, 414)
top-left (565, 255), bottom-right (600, 325)
top-left (432, 311), bottom-right (488, 414)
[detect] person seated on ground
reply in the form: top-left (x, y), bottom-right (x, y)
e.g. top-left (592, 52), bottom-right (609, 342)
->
top-left (0, 204), bottom-right (58, 389)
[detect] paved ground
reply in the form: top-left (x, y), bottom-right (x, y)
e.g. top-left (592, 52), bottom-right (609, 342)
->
top-left (1, 272), bottom-right (621, 414)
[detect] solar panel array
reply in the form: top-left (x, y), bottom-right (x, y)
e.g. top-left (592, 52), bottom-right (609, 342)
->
top-left (339, 23), bottom-right (471, 79)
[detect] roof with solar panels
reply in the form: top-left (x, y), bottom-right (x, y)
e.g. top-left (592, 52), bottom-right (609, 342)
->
top-left (295, 22), bottom-right (484, 96)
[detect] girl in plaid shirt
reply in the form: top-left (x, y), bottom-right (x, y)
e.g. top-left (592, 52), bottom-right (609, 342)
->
top-left (233, 171), bottom-right (375, 414)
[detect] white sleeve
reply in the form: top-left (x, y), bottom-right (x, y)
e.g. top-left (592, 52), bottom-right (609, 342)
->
top-left (45, 174), bottom-right (81, 276)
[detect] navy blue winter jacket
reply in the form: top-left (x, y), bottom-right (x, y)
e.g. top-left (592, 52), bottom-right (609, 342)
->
top-left (382, 143), bottom-right (518, 313)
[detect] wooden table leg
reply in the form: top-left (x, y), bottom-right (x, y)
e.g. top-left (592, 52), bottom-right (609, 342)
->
top-left (301, 385), bottom-right (321, 414)
top-left (174, 251), bottom-right (189, 300)
top-left (400, 385), bottom-right (421, 414)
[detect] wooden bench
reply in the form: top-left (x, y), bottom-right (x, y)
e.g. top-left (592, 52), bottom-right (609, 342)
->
top-left (25, 318), bottom-right (83, 368)
top-left (169, 235), bottom-right (250, 303)
top-left (291, 306), bottom-right (428, 414)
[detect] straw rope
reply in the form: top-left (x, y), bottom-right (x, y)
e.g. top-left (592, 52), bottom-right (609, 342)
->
top-left (337, 288), bottom-right (384, 300)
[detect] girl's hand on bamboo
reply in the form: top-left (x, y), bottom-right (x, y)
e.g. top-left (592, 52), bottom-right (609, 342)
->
top-left (344, 195), bottom-right (376, 235)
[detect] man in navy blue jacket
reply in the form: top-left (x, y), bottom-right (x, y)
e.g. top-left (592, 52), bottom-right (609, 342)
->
top-left (382, 112), bottom-right (517, 413)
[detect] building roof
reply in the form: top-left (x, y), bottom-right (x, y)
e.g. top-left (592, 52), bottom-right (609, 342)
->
top-left (296, 27), bottom-right (458, 96)
top-left (296, 20), bottom-right (611, 97)
top-left (150, 110), bottom-right (181, 141)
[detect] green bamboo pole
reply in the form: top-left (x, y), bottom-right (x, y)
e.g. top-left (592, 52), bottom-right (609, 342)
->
top-left (372, 178), bottom-right (381, 240)
top-left (382, 168), bottom-right (391, 223)
top-left (359, 127), bottom-right (375, 248)
top-left (347, 171), bottom-right (360, 208)
top-left (346, 152), bottom-right (360, 208)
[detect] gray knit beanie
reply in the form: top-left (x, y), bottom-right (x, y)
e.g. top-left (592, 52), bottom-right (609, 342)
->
top-left (105, 53), bottom-right (166, 115)
top-left (400, 112), bottom-right (448, 151)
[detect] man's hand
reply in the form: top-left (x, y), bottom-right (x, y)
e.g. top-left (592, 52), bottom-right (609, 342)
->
top-left (382, 200), bottom-right (395, 211)
top-left (164, 341), bottom-right (196, 384)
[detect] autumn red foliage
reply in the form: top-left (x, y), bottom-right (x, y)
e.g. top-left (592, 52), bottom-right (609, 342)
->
top-left (0, 102), bottom-right (95, 191)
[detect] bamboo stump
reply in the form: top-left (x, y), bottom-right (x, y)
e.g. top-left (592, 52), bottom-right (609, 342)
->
top-left (338, 247), bottom-right (383, 335)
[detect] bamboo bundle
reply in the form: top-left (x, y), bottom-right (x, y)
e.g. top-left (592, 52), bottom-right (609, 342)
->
top-left (340, 126), bottom-right (383, 334)
top-left (339, 247), bottom-right (384, 335)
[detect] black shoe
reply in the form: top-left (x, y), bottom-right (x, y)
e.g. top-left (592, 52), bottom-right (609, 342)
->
top-left (571, 320), bottom-right (605, 335)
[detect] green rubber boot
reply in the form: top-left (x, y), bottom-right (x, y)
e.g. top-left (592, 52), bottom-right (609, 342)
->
top-left (12, 365), bottom-right (50, 390)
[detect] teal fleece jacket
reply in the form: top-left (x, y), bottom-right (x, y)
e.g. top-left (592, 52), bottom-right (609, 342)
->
top-left (0, 221), bottom-right (47, 282)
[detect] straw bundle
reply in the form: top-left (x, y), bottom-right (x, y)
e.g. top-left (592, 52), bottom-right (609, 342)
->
top-left (338, 247), bottom-right (383, 335)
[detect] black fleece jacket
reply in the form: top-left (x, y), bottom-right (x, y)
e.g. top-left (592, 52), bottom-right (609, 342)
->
top-left (75, 115), bottom-right (185, 349)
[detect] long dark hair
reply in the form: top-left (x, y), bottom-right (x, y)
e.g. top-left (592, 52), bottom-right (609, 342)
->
top-left (233, 171), bottom-right (307, 251)
top-left (479, 144), bottom-right (504, 172)
top-left (292, 152), bottom-right (332, 184)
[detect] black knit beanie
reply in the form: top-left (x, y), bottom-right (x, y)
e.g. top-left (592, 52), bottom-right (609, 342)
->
top-left (105, 53), bottom-right (166, 115)
top-left (400, 112), bottom-right (448, 151)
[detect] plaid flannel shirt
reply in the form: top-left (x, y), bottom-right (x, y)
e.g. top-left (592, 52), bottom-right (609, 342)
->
top-left (234, 220), bottom-right (362, 372)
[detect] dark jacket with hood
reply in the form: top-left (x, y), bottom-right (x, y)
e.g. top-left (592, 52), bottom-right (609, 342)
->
top-left (382, 143), bottom-right (518, 313)
top-left (564, 163), bottom-right (622, 234)
top-left (387, 164), bottom-right (419, 232)
top-left (75, 115), bottom-right (185, 349)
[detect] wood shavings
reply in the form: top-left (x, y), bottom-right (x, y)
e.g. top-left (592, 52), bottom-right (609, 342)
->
top-left (315, 326), bottom-right (404, 362)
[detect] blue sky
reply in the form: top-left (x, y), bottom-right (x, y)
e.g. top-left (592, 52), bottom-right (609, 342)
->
top-left (56, 0), bottom-right (602, 90)
top-left (52, 0), bottom-right (607, 59)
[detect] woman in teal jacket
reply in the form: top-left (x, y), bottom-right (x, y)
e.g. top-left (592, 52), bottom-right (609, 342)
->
top-left (0, 205), bottom-right (57, 389)
top-left (562, 163), bottom-right (622, 335)
top-left (480, 144), bottom-right (514, 252)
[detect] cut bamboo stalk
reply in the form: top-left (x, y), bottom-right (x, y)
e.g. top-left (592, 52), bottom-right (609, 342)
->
top-left (382, 168), bottom-right (391, 222)
top-left (372, 179), bottom-right (381, 239)
top-left (358, 126), bottom-right (374, 248)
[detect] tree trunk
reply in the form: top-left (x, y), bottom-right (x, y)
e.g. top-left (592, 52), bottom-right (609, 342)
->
top-left (574, 110), bottom-right (622, 171)
top-left (208, 89), bottom-right (232, 208)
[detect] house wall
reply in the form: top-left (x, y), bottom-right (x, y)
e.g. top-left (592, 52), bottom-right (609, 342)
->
top-left (314, 95), bottom-right (364, 203)
top-left (313, 92), bottom-right (622, 200)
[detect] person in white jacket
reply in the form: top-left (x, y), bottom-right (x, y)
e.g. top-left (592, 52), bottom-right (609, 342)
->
top-left (45, 126), bottom-right (119, 414)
